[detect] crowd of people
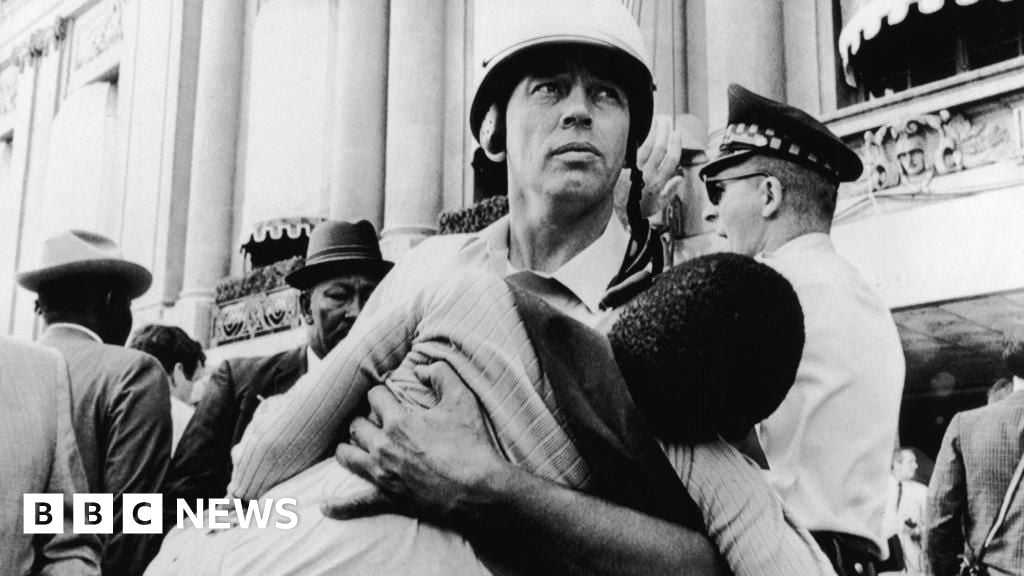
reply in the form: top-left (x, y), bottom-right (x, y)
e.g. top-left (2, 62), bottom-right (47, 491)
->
top-left (3, 1), bottom-right (1022, 575)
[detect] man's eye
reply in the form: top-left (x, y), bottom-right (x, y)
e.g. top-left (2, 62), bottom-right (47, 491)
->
top-left (532, 81), bottom-right (562, 96)
top-left (594, 87), bottom-right (622, 102)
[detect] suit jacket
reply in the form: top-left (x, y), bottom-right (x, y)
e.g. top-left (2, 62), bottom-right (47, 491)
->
top-left (39, 325), bottom-right (172, 576)
top-left (0, 336), bottom-right (101, 576)
top-left (925, 390), bottom-right (1024, 576)
top-left (163, 346), bottom-right (306, 502)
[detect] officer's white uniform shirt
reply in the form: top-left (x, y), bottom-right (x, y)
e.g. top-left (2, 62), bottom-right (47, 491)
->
top-left (757, 232), bottom-right (906, 556)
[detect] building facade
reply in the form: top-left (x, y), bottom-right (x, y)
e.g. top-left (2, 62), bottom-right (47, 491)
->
top-left (2, 0), bottom-right (1023, 457)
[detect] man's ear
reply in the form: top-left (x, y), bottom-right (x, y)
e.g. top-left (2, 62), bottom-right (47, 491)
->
top-left (479, 103), bottom-right (507, 162)
top-left (298, 291), bottom-right (314, 325)
top-left (171, 362), bottom-right (187, 388)
top-left (761, 176), bottom-right (784, 218)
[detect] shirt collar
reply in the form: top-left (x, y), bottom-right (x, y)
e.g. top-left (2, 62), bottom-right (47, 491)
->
top-left (758, 232), bottom-right (833, 261)
top-left (1014, 376), bottom-right (1024, 393)
top-left (481, 214), bottom-right (627, 314)
top-left (306, 346), bottom-right (322, 372)
top-left (46, 322), bottom-right (103, 343)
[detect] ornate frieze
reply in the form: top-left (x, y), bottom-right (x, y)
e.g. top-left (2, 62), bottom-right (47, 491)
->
top-left (7, 16), bottom-right (68, 70)
top-left (72, 0), bottom-right (124, 71)
top-left (210, 287), bottom-right (303, 346)
top-left (0, 64), bottom-right (17, 118)
top-left (848, 108), bottom-right (1013, 196)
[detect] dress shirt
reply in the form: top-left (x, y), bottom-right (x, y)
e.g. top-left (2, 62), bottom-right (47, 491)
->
top-left (757, 233), bottom-right (906, 555)
top-left (364, 214), bottom-right (628, 331)
top-left (170, 397), bottom-right (195, 455)
top-left (1013, 376), bottom-right (1024, 393)
top-left (306, 345), bottom-right (322, 373)
top-left (47, 322), bottom-right (103, 343)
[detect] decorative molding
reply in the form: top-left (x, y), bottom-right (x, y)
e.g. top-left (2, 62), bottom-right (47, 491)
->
top-left (210, 287), bottom-right (303, 346)
top-left (845, 107), bottom-right (1013, 197)
top-left (72, 0), bottom-right (124, 71)
top-left (0, 64), bottom-right (17, 117)
top-left (7, 16), bottom-right (68, 70)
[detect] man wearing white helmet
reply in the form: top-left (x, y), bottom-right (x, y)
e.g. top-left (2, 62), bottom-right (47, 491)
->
top-left (320, 1), bottom-right (724, 574)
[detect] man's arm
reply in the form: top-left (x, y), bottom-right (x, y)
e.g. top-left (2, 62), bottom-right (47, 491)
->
top-left (104, 355), bottom-right (172, 576)
top-left (163, 360), bottom-right (239, 502)
top-left (330, 362), bottom-right (727, 576)
top-left (924, 415), bottom-right (966, 576)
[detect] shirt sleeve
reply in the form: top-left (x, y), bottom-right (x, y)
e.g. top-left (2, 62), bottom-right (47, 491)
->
top-left (103, 355), bottom-right (173, 576)
top-left (924, 414), bottom-right (966, 576)
top-left (228, 286), bottom-right (426, 500)
top-left (38, 356), bottom-right (102, 576)
top-left (667, 440), bottom-right (837, 576)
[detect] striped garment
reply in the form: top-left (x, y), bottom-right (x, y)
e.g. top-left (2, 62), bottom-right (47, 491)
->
top-left (229, 269), bottom-right (591, 501)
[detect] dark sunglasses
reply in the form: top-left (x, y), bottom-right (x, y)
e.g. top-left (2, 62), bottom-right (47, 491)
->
top-left (703, 171), bottom-right (771, 205)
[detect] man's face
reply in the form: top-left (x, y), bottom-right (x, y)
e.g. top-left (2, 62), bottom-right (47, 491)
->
top-left (504, 58), bottom-right (630, 215)
top-left (303, 273), bottom-right (379, 358)
top-left (701, 161), bottom-right (771, 257)
top-left (892, 450), bottom-right (918, 482)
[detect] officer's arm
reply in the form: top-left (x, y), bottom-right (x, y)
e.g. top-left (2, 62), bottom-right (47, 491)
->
top-left (330, 363), bottom-right (727, 576)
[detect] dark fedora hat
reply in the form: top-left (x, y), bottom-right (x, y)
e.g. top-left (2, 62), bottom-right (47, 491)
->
top-left (285, 220), bottom-right (393, 290)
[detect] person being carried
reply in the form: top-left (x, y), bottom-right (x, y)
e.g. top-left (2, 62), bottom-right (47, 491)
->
top-left (145, 253), bottom-right (834, 576)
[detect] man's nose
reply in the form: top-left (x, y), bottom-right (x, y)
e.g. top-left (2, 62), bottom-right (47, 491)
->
top-left (560, 85), bottom-right (593, 129)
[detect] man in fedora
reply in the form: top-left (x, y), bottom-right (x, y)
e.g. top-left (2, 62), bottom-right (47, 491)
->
top-left (164, 219), bottom-right (392, 503)
top-left (699, 84), bottom-right (905, 575)
top-left (17, 229), bottom-right (171, 576)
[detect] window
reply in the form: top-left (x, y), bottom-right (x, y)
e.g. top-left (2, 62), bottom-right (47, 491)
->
top-left (839, 1), bottom-right (1024, 105)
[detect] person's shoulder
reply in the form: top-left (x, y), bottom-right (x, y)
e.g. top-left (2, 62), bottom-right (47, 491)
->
top-left (227, 347), bottom-right (303, 372)
top-left (0, 335), bottom-right (63, 366)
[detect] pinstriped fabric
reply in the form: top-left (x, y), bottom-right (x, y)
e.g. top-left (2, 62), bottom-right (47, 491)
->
top-left (230, 269), bottom-right (589, 500)
top-left (0, 336), bottom-right (100, 575)
top-left (663, 440), bottom-right (838, 576)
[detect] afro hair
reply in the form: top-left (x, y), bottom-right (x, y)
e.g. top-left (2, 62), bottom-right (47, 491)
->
top-left (608, 252), bottom-right (805, 444)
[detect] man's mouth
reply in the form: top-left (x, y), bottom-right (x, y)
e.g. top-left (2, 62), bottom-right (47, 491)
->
top-left (550, 142), bottom-right (601, 157)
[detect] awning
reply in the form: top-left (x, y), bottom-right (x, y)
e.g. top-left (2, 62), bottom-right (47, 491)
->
top-left (838, 0), bottom-right (1019, 86)
top-left (241, 216), bottom-right (326, 252)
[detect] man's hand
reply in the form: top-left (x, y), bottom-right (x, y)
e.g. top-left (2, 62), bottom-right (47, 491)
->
top-left (616, 114), bottom-right (686, 219)
top-left (324, 362), bottom-right (510, 523)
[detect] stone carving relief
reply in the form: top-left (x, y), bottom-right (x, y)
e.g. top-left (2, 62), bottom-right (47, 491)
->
top-left (8, 17), bottom-right (68, 70)
top-left (72, 0), bottom-right (124, 70)
top-left (0, 65), bottom-right (17, 118)
top-left (854, 109), bottom-right (1012, 193)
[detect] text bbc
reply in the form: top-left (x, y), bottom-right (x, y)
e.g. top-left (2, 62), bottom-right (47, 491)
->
top-left (23, 494), bottom-right (299, 534)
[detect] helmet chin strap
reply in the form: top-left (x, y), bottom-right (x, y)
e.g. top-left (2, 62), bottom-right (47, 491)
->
top-left (602, 140), bottom-right (665, 309)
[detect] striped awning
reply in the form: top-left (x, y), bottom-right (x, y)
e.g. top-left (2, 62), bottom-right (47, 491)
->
top-left (838, 0), bottom-right (1020, 86)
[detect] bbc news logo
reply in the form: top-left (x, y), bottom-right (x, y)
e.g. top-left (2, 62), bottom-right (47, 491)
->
top-left (24, 494), bottom-right (298, 534)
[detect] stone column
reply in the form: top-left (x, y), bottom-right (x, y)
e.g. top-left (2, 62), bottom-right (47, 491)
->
top-left (328, 0), bottom-right (389, 230)
top-left (702, 0), bottom-right (785, 128)
top-left (380, 0), bottom-right (446, 259)
top-left (178, 0), bottom-right (246, 345)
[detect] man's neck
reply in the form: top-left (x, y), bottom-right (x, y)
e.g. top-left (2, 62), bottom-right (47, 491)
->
top-left (508, 198), bottom-right (612, 274)
top-left (761, 220), bottom-right (830, 254)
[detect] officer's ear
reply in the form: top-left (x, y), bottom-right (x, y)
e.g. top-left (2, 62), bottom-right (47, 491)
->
top-left (479, 103), bottom-right (507, 162)
top-left (760, 175), bottom-right (784, 219)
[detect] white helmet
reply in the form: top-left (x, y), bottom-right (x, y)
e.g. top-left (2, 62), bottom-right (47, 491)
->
top-left (470, 0), bottom-right (654, 150)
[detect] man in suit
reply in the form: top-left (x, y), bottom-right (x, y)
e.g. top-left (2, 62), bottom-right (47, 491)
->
top-left (17, 229), bottom-right (171, 576)
top-left (925, 334), bottom-right (1024, 576)
top-left (0, 336), bottom-right (101, 576)
top-left (164, 219), bottom-right (392, 502)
